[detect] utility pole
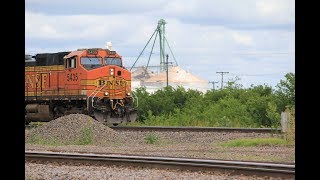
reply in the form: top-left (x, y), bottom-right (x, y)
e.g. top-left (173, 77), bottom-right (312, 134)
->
top-left (166, 54), bottom-right (169, 87)
top-left (216, 72), bottom-right (229, 89)
top-left (164, 54), bottom-right (173, 87)
top-left (208, 81), bottom-right (219, 90)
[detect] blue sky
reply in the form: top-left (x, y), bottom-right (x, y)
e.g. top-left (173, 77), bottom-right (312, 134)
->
top-left (25, 0), bottom-right (295, 89)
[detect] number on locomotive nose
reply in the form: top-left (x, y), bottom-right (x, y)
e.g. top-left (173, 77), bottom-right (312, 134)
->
top-left (67, 73), bottom-right (78, 81)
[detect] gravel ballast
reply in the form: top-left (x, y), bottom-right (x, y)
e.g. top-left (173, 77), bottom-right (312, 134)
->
top-left (25, 114), bottom-right (125, 145)
top-left (26, 161), bottom-right (290, 180)
top-left (25, 114), bottom-right (295, 179)
top-left (25, 114), bottom-right (295, 163)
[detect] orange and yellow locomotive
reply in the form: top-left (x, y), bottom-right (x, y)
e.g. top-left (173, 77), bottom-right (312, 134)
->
top-left (25, 46), bottom-right (137, 125)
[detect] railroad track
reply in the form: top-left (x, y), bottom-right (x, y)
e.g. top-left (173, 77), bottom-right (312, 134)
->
top-left (25, 151), bottom-right (294, 178)
top-left (111, 126), bottom-right (282, 133)
top-left (26, 123), bottom-right (282, 133)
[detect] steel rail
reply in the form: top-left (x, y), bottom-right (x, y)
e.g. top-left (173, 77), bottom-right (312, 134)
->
top-left (111, 126), bottom-right (282, 133)
top-left (25, 151), bottom-right (294, 177)
top-left (26, 124), bottom-right (282, 133)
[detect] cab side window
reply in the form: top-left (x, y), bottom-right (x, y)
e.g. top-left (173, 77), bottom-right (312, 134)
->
top-left (65, 57), bottom-right (77, 69)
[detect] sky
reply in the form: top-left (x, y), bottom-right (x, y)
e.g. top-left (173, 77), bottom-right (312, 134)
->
top-left (25, 0), bottom-right (295, 89)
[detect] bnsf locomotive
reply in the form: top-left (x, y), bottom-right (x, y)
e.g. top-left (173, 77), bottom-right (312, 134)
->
top-left (25, 46), bottom-right (137, 125)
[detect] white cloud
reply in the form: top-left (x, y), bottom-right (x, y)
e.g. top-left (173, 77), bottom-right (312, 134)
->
top-left (231, 32), bottom-right (254, 46)
top-left (256, 0), bottom-right (295, 24)
top-left (163, 0), bottom-right (197, 16)
top-left (40, 25), bottom-right (59, 37)
top-left (25, 0), bottom-right (294, 87)
top-left (27, 0), bottom-right (294, 26)
top-left (158, 0), bottom-right (294, 26)
top-left (25, 10), bottom-right (294, 58)
top-left (25, 11), bottom-right (148, 40)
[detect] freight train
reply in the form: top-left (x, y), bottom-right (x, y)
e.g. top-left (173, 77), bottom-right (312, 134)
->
top-left (25, 45), bottom-right (137, 126)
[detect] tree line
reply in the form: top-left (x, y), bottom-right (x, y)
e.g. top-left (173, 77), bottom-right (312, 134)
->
top-left (132, 73), bottom-right (295, 128)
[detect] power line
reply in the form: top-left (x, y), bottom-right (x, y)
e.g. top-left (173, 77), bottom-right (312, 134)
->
top-left (216, 72), bottom-right (229, 89)
top-left (144, 52), bottom-right (292, 56)
top-left (229, 72), bottom-right (288, 77)
top-left (229, 52), bottom-right (294, 55)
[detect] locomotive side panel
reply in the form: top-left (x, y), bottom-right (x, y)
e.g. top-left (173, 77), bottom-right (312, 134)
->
top-left (25, 65), bottom-right (66, 99)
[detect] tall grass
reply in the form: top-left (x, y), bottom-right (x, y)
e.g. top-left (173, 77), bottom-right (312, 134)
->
top-left (129, 108), bottom-right (259, 128)
top-left (220, 137), bottom-right (293, 147)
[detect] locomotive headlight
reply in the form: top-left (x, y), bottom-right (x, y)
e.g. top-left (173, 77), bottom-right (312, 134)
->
top-left (104, 92), bottom-right (109, 96)
top-left (110, 68), bottom-right (114, 75)
top-left (126, 92), bottom-right (130, 96)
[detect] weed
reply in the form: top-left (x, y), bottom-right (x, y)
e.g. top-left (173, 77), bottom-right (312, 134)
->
top-left (144, 133), bottom-right (159, 144)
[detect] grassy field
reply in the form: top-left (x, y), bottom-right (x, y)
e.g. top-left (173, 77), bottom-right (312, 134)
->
top-left (219, 137), bottom-right (294, 147)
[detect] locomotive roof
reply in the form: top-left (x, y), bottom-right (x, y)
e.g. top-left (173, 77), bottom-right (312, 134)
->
top-left (25, 48), bottom-right (120, 67)
top-left (64, 48), bottom-right (119, 59)
top-left (64, 50), bottom-right (84, 59)
top-left (26, 51), bottom-right (71, 67)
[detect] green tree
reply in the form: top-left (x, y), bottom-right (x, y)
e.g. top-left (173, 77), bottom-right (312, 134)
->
top-left (132, 76), bottom-right (291, 128)
top-left (276, 73), bottom-right (295, 110)
top-left (133, 87), bottom-right (151, 122)
top-left (266, 102), bottom-right (281, 127)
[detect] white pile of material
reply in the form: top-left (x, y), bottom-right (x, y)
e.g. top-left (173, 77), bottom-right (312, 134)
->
top-left (132, 66), bottom-right (209, 93)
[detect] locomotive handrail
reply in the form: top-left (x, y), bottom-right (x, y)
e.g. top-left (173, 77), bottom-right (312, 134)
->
top-left (87, 86), bottom-right (100, 110)
top-left (92, 83), bottom-right (107, 98)
top-left (90, 83), bottom-right (107, 108)
top-left (131, 91), bottom-right (138, 107)
top-left (88, 86), bottom-right (100, 98)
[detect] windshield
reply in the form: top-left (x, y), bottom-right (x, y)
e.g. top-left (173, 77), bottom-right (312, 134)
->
top-left (105, 57), bottom-right (122, 66)
top-left (81, 57), bottom-right (102, 70)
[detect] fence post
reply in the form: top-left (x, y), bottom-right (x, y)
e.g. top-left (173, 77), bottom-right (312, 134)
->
top-left (281, 108), bottom-right (290, 133)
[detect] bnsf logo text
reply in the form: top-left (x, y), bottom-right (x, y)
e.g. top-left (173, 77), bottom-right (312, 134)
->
top-left (98, 80), bottom-right (126, 87)
top-left (25, 74), bottom-right (48, 89)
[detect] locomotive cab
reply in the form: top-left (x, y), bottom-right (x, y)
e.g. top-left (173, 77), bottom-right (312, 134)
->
top-left (63, 48), bottom-right (137, 125)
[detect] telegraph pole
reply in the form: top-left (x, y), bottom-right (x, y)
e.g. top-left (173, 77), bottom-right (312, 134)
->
top-left (165, 54), bottom-right (173, 87)
top-left (209, 81), bottom-right (219, 90)
top-left (216, 72), bottom-right (229, 89)
top-left (166, 54), bottom-right (169, 87)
